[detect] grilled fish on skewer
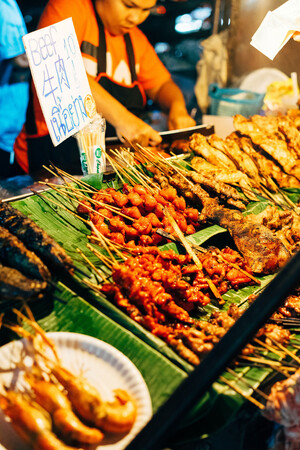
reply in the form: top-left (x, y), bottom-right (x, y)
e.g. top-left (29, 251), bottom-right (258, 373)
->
top-left (0, 263), bottom-right (48, 301)
top-left (0, 202), bottom-right (73, 275)
top-left (0, 226), bottom-right (51, 281)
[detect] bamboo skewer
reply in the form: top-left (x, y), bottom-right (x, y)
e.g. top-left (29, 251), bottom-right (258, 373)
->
top-left (253, 338), bottom-right (286, 358)
top-left (105, 152), bottom-right (128, 185)
top-left (219, 375), bottom-right (265, 410)
top-left (108, 149), bottom-right (158, 194)
top-left (164, 208), bottom-right (224, 304)
top-left (39, 181), bottom-right (97, 195)
top-left (238, 354), bottom-right (296, 372)
top-left (86, 244), bottom-right (114, 269)
top-left (225, 367), bottom-right (269, 401)
top-left (44, 164), bottom-right (99, 192)
top-left (156, 228), bottom-right (261, 286)
top-left (31, 191), bottom-right (90, 225)
top-left (76, 248), bottom-right (108, 283)
top-left (89, 221), bottom-right (117, 265)
top-left (41, 181), bottom-right (135, 224)
top-left (46, 183), bottom-right (135, 221)
top-left (267, 336), bottom-right (300, 365)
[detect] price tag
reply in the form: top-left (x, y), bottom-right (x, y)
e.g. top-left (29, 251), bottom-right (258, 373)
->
top-left (23, 17), bottom-right (96, 146)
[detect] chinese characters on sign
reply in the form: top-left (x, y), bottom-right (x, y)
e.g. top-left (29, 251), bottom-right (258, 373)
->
top-left (23, 18), bottom-right (94, 146)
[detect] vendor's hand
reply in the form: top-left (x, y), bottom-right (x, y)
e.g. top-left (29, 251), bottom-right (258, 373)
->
top-left (293, 31), bottom-right (300, 42)
top-left (168, 103), bottom-right (196, 130)
top-left (115, 115), bottom-right (162, 147)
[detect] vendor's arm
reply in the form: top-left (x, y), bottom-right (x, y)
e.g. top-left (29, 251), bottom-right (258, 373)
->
top-left (88, 75), bottom-right (162, 146)
top-left (147, 79), bottom-right (196, 130)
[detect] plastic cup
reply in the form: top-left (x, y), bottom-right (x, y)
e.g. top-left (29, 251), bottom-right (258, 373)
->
top-left (75, 114), bottom-right (106, 175)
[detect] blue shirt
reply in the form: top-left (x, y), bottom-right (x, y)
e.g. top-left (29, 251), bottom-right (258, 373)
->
top-left (0, 0), bottom-right (29, 153)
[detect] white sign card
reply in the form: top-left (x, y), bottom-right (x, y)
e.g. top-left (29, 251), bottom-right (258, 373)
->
top-left (23, 18), bottom-right (96, 146)
top-left (251, 0), bottom-right (300, 60)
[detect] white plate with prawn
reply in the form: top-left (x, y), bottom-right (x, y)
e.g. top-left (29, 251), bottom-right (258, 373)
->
top-left (0, 332), bottom-right (152, 450)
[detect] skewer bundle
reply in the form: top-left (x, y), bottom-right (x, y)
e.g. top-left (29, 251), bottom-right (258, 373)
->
top-left (75, 114), bottom-right (106, 175)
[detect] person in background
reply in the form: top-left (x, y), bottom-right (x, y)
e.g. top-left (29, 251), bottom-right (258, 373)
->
top-left (14, 0), bottom-right (196, 176)
top-left (0, 0), bottom-right (29, 179)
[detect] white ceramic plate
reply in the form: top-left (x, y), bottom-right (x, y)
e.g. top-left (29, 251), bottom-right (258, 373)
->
top-left (240, 68), bottom-right (289, 93)
top-left (0, 332), bottom-right (152, 450)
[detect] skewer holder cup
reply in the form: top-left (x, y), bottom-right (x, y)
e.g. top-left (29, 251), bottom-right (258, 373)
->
top-left (75, 114), bottom-right (106, 175)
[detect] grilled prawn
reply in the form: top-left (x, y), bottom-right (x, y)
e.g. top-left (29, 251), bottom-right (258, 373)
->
top-left (50, 364), bottom-right (137, 434)
top-left (0, 389), bottom-right (79, 450)
top-left (26, 375), bottom-right (104, 444)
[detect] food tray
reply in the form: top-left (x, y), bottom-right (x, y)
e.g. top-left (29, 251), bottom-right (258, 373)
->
top-left (1, 181), bottom-right (299, 449)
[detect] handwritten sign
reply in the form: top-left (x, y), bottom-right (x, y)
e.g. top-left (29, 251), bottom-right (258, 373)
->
top-left (23, 18), bottom-right (95, 146)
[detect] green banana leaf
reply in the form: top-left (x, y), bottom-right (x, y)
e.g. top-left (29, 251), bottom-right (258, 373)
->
top-left (8, 181), bottom-right (300, 444)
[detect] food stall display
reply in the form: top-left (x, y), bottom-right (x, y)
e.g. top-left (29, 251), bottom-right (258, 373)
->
top-left (0, 110), bottom-right (299, 449)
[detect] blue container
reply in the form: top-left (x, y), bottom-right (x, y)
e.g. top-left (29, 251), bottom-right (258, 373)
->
top-left (208, 84), bottom-right (264, 117)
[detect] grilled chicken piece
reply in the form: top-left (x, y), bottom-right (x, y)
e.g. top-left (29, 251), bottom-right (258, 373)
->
top-left (254, 205), bottom-right (300, 254)
top-left (191, 156), bottom-right (258, 201)
top-left (0, 202), bottom-right (73, 275)
top-left (239, 136), bottom-right (300, 189)
top-left (169, 139), bottom-right (191, 154)
top-left (201, 201), bottom-right (291, 274)
top-left (233, 114), bottom-right (300, 181)
top-left (189, 133), bottom-right (237, 170)
top-left (208, 133), bottom-right (261, 187)
top-left (0, 226), bottom-right (50, 281)
top-left (250, 114), bottom-right (279, 135)
top-left (287, 108), bottom-right (300, 129)
top-left (277, 116), bottom-right (300, 159)
top-left (0, 263), bottom-right (48, 301)
top-left (251, 114), bottom-right (300, 159)
top-left (187, 170), bottom-right (246, 210)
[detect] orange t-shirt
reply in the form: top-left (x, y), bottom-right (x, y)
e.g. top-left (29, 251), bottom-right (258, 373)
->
top-left (15, 0), bottom-right (171, 173)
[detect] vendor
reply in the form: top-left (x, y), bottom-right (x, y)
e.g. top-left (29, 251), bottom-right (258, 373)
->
top-left (14, 0), bottom-right (196, 176)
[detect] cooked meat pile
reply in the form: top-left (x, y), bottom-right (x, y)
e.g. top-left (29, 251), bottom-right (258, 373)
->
top-left (77, 183), bottom-right (202, 247)
top-left (0, 202), bottom-right (73, 301)
top-left (150, 166), bottom-right (291, 275)
top-left (101, 246), bottom-right (272, 366)
top-left (101, 245), bottom-right (292, 366)
top-left (189, 110), bottom-right (300, 190)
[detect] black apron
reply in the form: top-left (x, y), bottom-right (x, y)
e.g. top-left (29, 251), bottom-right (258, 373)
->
top-left (93, 6), bottom-right (146, 136)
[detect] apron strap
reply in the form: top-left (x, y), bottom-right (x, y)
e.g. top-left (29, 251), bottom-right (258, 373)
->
top-left (92, 1), bottom-right (137, 82)
top-left (124, 34), bottom-right (137, 82)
